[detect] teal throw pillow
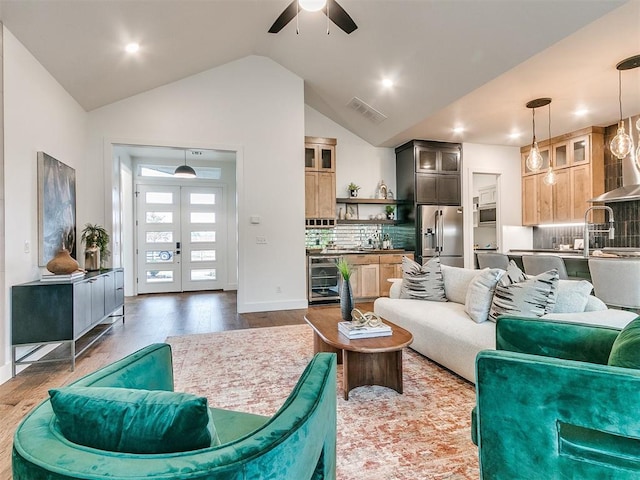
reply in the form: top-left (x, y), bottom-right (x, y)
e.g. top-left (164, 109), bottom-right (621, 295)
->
top-left (608, 316), bottom-right (640, 369)
top-left (49, 387), bottom-right (220, 454)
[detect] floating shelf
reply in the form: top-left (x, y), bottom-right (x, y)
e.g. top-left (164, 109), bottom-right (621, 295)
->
top-left (336, 198), bottom-right (405, 204)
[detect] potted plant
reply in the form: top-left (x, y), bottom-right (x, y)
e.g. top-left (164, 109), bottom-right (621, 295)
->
top-left (385, 205), bottom-right (395, 220)
top-left (81, 223), bottom-right (110, 270)
top-left (336, 258), bottom-right (354, 321)
top-left (347, 182), bottom-right (360, 197)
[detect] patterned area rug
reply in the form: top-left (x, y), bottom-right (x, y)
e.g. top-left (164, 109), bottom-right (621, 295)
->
top-left (167, 325), bottom-right (479, 480)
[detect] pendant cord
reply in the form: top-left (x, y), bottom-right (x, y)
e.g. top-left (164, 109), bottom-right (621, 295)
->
top-left (531, 108), bottom-right (536, 144)
top-left (326, 0), bottom-right (330, 34)
top-left (548, 103), bottom-right (552, 165)
top-left (618, 69), bottom-right (623, 122)
top-left (296, 1), bottom-right (300, 34)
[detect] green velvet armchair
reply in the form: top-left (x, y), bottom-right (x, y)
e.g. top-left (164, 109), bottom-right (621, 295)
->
top-left (13, 343), bottom-right (337, 480)
top-left (473, 315), bottom-right (640, 479)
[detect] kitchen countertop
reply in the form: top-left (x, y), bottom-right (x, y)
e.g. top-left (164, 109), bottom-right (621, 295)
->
top-left (509, 248), bottom-right (640, 259)
top-left (306, 248), bottom-right (413, 256)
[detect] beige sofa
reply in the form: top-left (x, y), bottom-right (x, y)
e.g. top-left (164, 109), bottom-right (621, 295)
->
top-left (373, 265), bottom-right (637, 383)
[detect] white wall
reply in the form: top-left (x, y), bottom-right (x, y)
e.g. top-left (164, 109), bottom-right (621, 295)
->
top-left (87, 55), bottom-right (305, 314)
top-left (305, 106), bottom-right (395, 198)
top-left (2, 27), bottom-right (88, 382)
top-left (462, 143), bottom-right (524, 268)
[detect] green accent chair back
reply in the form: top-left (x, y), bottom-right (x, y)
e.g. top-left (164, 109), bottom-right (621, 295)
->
top-left (474, 315), bottom-right (640, 479)
top-left (13, 343), bottom-right (337, 480)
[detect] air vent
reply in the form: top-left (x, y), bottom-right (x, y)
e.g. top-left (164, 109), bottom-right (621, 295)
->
top-left (347, 97), bottom-right (387, 124)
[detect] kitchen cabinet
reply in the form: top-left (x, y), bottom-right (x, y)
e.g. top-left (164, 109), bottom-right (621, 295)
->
top-left (478, 185), bottom-right (497, 205)
top-left (11, 268), bottom-right (125, 374)
top-left (305, 136), bottom-right (336, 227)
top-left (521, 127), bottom-right (604, 226)
top-left (379, 253), bottom-right (413, 297)
top-left (396, 140), bottom-right (462, 206)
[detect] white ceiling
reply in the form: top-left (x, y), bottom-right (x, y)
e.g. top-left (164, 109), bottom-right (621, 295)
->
top-left (1, 0), bottom-right (639, 149)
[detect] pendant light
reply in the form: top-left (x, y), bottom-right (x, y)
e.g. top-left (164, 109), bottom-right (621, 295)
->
top-left (174, 150), bottom-right (196, 178)
top-left (525, 98), bottom-right (551, 172)
top-left (610, 55), bottom-right (640, 160)
top-left (298, 0), bottom-right (326, 11)
top-left (543, 99), bottom-right (556, 186)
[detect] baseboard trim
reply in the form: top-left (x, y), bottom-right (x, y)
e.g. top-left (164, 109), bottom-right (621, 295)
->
top-left (0, 361), bottom-right (13, 386)
top-left (238, 299), bottom-right (308, 313)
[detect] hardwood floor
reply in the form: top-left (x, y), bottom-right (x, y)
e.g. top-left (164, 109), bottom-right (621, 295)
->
top-left (0, 291), bottom-right (372, 478)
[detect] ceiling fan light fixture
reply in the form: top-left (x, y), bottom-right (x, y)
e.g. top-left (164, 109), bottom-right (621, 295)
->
top-left (298, 0), bottom-right (326, 12)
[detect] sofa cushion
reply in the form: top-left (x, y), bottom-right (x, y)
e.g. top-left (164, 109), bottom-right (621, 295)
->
top-left (49, 387), bottom-right (219, 454)
top-left (465, 268), bottom-right (504, 323)
top-left (441, 265), bottom-right (482, 304)
top-left (400, 256), bottom-right (447, 302)
top-left (551, 280), bottom-right (593, 313)
top-left (608, 316), bottom-right (640, 369)
top-left (488, 269), bottom-right (559, 322)
top-left (501, 260), bottom-right (528, 286)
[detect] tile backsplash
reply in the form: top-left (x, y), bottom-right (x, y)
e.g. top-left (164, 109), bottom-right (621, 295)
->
top-left (533, 116), bottom-right (640, 249)
top-left (305, 224), bottom-right (415, 250)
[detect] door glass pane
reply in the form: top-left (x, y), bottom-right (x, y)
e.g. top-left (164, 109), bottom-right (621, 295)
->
top-left (191, 269), bottom-right (216, 281)
top-left (191, 250), bottom-right (216, 262)
top-left (146, 231), bottom-right (173, 243)
top-left (573, 140), bottom-right (586, 163)
top-left (146, 250), bottom-right (174, 263)
top-left (146, 212), bottom-right (173, 223)
top-left (305, 147), bottom-right (315, 168)
top-left (555, 145), bottom-right (567, 167)
top-left (320, 148), bottom-right (333, 169)
top-left (191, 231), bottom-right (216, 242)
top-left (191, 212), bottom-right (215, 223)
top-left (146, 270), bottom-right (173, 282)
top-left (417, 149), bottom-right (437, 171)
top-left (145, 192), bottom-right (173, 204)
top-left (190, 193), bottom-right (215, 205)
top-left (440, 151), bottom-right (459, 171)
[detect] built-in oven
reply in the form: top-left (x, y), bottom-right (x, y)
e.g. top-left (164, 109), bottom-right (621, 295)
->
top-left (478, 204), bottom-right (497, 226)
top-left (308, 256), bottom-right (341, 303)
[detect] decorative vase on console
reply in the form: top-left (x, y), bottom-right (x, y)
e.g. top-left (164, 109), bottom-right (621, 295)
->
top-left (337, 258), bottom-right (354, 321)
top-left (46, 246), bottom-right (80, 275)
top-left (84, 242), bottom-right (100, 271)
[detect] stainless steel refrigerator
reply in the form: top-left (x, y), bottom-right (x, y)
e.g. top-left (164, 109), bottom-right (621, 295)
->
top-left (419, 205), bottom-right (464, 267)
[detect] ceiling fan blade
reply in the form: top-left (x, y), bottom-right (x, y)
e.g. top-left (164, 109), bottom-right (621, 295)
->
top-left (324, 0), bottom-right (358, 34)
top-left (268, 1), bottom-right (299, 33)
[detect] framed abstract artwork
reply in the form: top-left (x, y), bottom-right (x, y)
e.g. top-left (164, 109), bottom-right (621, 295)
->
top-left (37, 151), bottom-right (77, 265)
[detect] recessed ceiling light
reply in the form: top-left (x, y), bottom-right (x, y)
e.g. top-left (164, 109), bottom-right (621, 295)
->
top-left (574, 108), bottom-right (589, 116)
top-left (453, 126), bottom-right (464, 134)
top-left (382, 78), bottom-right (394, 88)
top-left (508, 131), bottom-right (522, 139)
top-left (125, 42), bottom-right (140, 53)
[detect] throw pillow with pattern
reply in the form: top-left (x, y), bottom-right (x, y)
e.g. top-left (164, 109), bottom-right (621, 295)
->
top-left (400, 256), bottom-right (447, 302)
top-left (488, 268), bottom-right (559, 322)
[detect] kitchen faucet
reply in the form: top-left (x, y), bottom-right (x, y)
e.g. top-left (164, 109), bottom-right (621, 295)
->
top-left (583, 205), bottom-right (615, 258)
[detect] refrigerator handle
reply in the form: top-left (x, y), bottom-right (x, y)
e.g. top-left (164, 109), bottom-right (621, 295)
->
top-left (434, 209), bottom-right (440, 253)
top-left (438, 209), bottom-right (444, 253)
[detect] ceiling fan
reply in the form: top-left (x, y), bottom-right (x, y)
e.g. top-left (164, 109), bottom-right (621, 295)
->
top-left (268, 0), bottom-right (358, 35)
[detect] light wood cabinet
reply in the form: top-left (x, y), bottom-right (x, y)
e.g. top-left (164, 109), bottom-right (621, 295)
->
top-left (345, 253), bottom-right (413, 299)
top-left (305, 136), bottom-right (337, 227)
top-left (521, 127), bottom-right (604, 226)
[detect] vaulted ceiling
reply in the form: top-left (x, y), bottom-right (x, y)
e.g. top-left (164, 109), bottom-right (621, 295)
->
top-left (1, 0), bottom-right (638, 148)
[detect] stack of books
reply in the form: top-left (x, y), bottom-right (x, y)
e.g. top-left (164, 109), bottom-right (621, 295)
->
top-left (338, 321), bottom-right (392, 339)
top-left (41, 271), bottom-right (86, 282)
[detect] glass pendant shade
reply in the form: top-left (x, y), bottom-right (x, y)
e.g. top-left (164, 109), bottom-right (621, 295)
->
top-left (610, 122), bottom-right (632, 159)
top-left (299, 0), bottom-right (326, 11)
top-left (526, 142), bottom-right (544, 172)
top-left (543, 166), bottom-right (556, 186)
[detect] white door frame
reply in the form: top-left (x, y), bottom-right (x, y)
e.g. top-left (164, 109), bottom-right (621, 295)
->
top-left (104, 138), bottom-right (240, 298)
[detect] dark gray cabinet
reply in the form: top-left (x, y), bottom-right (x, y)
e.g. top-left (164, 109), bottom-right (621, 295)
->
top-left (11, 268), bottom-right (125, 374)
top-left (396, 140), bottom-right (462, 206)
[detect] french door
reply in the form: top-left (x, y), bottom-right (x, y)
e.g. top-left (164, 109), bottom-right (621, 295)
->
top-left (136, 184), bottom-right (225, 293)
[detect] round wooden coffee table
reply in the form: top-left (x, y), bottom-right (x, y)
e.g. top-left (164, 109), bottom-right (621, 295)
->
top-left (304, 308), bottom-right (413, 400)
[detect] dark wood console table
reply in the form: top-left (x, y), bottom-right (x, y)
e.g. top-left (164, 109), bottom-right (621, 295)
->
top-left (11, 268), bottom-right (125, 375)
